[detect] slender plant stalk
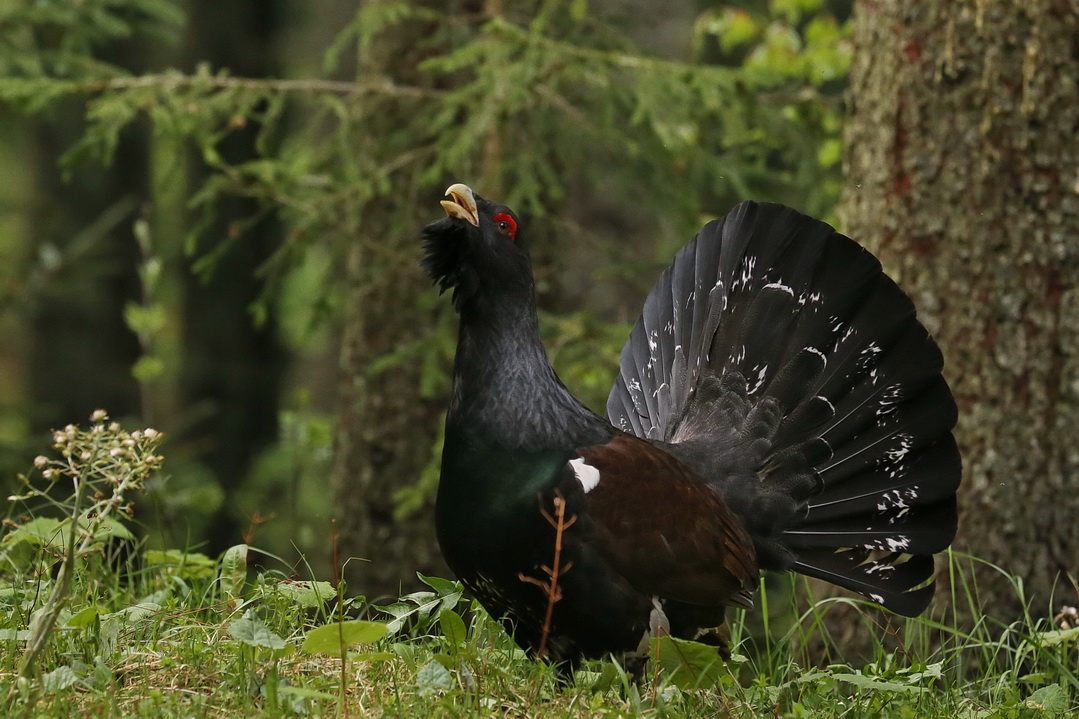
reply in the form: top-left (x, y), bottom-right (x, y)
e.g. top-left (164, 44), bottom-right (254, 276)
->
top-left (519, 491), bottom-right (576, 659)
top-left (332, 519), bottom-right (349, 719)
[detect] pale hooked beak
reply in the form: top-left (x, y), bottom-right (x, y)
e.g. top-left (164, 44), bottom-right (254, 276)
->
top-left (440, 183), bottom-right (479, 227)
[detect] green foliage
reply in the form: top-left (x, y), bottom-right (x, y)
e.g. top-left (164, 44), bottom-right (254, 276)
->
top-left (0, 0), bottom-right (856, 535)
top-left (142, 549), bottom-right (216, 581)
top-left (1, 411), bottom-right (163, 697)
top-left (0, 500), bottom-right (1078, 718)
top-left (228, 611), bottom-right (287, 651)
top-left (301, 620), bottom-right (388, 654)
top-left (650, 635), bottom-right (727, 690)
top-left (0, 0), bottom-right (184, 80)
top-left (380, 573), bottom-right (465, 637)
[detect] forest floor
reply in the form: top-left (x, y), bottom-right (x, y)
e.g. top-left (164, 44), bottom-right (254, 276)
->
top-left (0, 545), bottom-right (1075, 718)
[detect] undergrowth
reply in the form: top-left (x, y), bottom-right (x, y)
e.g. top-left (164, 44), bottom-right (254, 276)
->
top-left (0, 414), bottom-right (1075, 717)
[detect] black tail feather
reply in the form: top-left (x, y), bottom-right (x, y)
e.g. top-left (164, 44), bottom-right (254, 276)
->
top-left (608, 201), bottom-right (961, 616)
top-left (793, 550), bottom-right (938, 617)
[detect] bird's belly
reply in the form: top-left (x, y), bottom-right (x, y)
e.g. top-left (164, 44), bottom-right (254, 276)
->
top-left (435, 481), bottom-right (652, 662)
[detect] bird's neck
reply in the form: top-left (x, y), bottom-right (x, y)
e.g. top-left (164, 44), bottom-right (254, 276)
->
top-left (447, 290), bottom-right (609, 450)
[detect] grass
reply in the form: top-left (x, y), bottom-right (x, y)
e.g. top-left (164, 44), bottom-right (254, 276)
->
top-left (1, 549), bottom-right (1074, 718)
top-left (0, 418), bottom-right (1076, 717)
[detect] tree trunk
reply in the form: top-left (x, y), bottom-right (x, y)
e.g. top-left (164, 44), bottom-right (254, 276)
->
top-left (330, 234), bottom-right (447, 599)
top-left (327, 0), bottom-right (452, 599)
top-left (177, 0), bottom-right (289, 554)
top-left (840, 0), bottom-right (1079, 635)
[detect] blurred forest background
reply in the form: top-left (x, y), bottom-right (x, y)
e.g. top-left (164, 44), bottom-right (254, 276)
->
top-left (1, 0), bottom-right (1076, 648)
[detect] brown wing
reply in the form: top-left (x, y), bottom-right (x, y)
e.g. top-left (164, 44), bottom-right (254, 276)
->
top-left (571, 433), bottom-right (759, 607)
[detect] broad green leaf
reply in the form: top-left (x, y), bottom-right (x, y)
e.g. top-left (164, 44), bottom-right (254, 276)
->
top-left (415, 659), bottom-right (453, 696)
top-left (383, 576), bottom-right (463, 634)
top-left (439, 608), bottom-right (467, 650)
top-left (1037, 627), bottom-right (1079, 646)
top-left (2, 517), bottom-right (67, 548)
top-left (651, 636), bottom-right (725, 689)
top-left (301, 620), bottom-right (388, 655)
top-left (418, 573), bottom-right (464, 599)
top-left (592, 661), bottom-right (623, 693)
top-left (66, 605), bottom-right (106, 628)
top-left (218, 544), bottom-right (249, 597)
top-left (228, 615), bottom-right (286, 650)
top-left (0, 629), bottom-right (31, 641)
top-left (1025, 684), bottom-right (1068, 713)
top-left (42, 665), bottom-right (80, 692)
top-left (109, 602), bottom-right (162, 625)
top-left (143, 549), bottom-right (216, 581)
top-left (79, 514), bottom-right (135, 542)
top-left (273, 580), bottom-right (335, 608)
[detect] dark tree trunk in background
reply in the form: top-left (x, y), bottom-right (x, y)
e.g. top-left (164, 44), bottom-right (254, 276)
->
top-left (328, 0), bottom-right (448, 598)
top-left (330, 230), bottom-right (447, 599)
top-left (837, 0), bottom-right (1079, 642)
top-left (179, 0), bottom-right (288, 553)
top-left (28, 82), bottom-right (146, 431)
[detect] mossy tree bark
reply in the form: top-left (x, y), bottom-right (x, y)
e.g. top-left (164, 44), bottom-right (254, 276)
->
top-left (327, 0), bottom-right (452, 599)
top-left (839, 0), bottom-right (1079, 634)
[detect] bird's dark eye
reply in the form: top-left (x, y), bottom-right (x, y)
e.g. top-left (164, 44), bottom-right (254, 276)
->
top-left (493, 212), bottom-right (518, 241)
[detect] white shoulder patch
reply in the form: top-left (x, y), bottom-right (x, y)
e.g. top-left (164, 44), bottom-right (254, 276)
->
top-left (569, 457), bottom-right (601, 493)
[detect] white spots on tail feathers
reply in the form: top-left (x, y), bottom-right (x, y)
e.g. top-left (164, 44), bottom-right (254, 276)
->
top-left (858, 342), bottom-right (883, 370)
top-left (876, 486), bottom-right (920, 513)
top-left (869, 592), bottom-right (886, 605)
top-left (828, 315), bottom-right (857, 348)
top-left (883, 433), bottom-right (914, 463)
top-left (569, 457), bottom-right (601, 493)
top-left (876, 384), bottom-right (904, 416)
top-left (747, 364), bottom-right (769, 395)
top-left (888, 506), bottom-right (912, 524)
top-left (646, 330), bottom-right (660, 371)
top-left (884, 536), bottom-right (910, 552)
top-left (863, 535), bottom-right (911, 552)
top-left (805, 346), bottom-right (827, 368)
top-left (735, 256), bottom-right (758, 289)
top-left (764, 281), bottom-right (795, 297)
top-left (864, 561), bottom-right (896, 576)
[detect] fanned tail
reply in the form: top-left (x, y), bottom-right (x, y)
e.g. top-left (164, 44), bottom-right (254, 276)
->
top-left (607, 202), bottom-right (961, 616)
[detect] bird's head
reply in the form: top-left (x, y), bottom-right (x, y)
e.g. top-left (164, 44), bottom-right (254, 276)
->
top-left (421, 183), bottom-right (530, 310)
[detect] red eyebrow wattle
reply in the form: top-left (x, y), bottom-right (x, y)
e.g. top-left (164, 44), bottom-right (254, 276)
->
top-left (493, 212), bottom-right (517, 240)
